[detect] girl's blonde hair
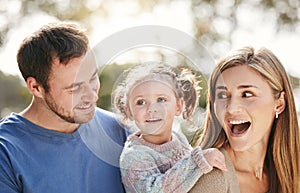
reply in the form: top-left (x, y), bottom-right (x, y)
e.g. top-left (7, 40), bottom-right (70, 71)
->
top-left (113, 62), bottom-right (200, 125)
top-left (199, 46), bottom-right (300, 193)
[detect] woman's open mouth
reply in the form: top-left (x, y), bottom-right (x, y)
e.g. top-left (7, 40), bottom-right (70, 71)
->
top-left (229, 120), bottom-right (251, 136)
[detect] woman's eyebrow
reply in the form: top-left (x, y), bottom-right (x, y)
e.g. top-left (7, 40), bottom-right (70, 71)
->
top-left (216, 85), bottom-right (227, 90)
top-left (237, 85), bottom-right (258, 89)
top-left (216, 85), bottom-right (258, 90)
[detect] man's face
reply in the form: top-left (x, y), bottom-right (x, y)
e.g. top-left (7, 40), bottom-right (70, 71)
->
top-left (44, 51), bottom-right (100, 124)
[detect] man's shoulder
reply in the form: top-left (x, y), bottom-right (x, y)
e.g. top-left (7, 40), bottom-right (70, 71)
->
top-left (0, 113), bottom-right (19, 125)
top-left (0, 113), bottom-right (23, 134)
top-left (93, 108), bottom-right (129, 131)
top-left (86, 107), bottom-right (130, 141)
top-left (95, 107), bottom-right (112, 115)
top-left (94, 107), bottom-right (118, 121)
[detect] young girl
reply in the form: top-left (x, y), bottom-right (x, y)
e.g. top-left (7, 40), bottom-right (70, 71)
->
top-left (114, 63), bottom-right (227, 193)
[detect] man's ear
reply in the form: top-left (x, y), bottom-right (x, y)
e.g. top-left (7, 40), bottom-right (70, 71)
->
top-left (175, 99), bottom-right (183, 116)
top-left (275, 91), bottom-right (286, 115)
top-left (25, 77), bottom-right (45, 98)
top-left (124, 106), bottom-right (134, 121)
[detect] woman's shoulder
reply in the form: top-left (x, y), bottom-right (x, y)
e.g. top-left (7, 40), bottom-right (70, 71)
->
top-left (189, 167), bottom-right (228, 193)
top-left (188, 148), bottom-right (240, 193)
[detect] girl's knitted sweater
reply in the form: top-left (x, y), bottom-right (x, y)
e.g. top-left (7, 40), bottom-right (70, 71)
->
top-left (120, 131), bottom-right (213, 193)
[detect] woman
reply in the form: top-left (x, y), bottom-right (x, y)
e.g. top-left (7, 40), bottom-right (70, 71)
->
top-left (190, 46), bottom-right (300, 193)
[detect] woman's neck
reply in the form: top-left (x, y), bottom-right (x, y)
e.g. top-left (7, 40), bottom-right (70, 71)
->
top-left (225, 143), bottom-right (270, 192)
top-left (224, 143), bottom-right (267, 180)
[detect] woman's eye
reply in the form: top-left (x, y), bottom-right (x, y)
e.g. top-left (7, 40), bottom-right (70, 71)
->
top-left (136, 99), bottom-right (146, 105)
top-left (157, 97), bottom-right (167, 103)
top-left (243, 92), bottom-right (253, 98)
top-left (217, 92), bottom-right (228, 99)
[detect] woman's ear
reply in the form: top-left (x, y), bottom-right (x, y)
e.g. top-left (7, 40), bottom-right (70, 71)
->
top-left (124, 106), bottom-right (134, 121)
top-left (25, 77), bottom-right (45, 98)
top-left (275, 91), bottom-right (286, 115)
top-left (175, 99), bottom-right (184, 116)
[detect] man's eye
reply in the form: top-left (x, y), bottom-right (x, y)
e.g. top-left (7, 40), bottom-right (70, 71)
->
top-left (70, 85), bottom-right (81, 92)
top-left (243, 92), bottom-right (253, 98)
top-left (136, 100), bottom-right (146, 105)
top-left (90, 74), bottom-right (98, 82)
top-left (157, 97), bottom-right (167, 103)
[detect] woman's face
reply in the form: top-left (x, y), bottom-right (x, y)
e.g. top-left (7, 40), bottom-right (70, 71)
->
top-left (214, 65), bottom-right (278, 151)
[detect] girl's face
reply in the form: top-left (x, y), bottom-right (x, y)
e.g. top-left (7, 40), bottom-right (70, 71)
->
top-left (214, 65), bottom-right (280, 151)
top-left (127, 80), bottom-right (182, 137)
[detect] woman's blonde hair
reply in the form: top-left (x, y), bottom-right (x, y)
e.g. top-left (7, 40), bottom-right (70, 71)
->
top-left (199, 46), bottom-right (300, 193)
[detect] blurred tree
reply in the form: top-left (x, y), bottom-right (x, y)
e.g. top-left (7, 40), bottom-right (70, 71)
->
top-left (97, 63), bottom-right (134, 111)
top-left (98, 62), bottom-right (208, 110)
top-left (0, 0), bottom-right (299, 119)
top-left (290, 74), bottom-right (300, 89)
top-left (1, 0), bottom-right (300, 47)
top-left (190, 0), bottom-right (300, 57)
top-left (0, 62), bottom-right (207, 118)
top-left (0, 70), bottom-right (31, 118)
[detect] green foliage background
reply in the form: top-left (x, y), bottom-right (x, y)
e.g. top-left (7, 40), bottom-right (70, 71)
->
top-left (1, 0), bottom-right (300, 123)
top-left (0, 62), bottom-right (210, 122)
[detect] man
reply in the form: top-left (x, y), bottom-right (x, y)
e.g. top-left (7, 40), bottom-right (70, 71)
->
top-left (0, 22), bottom-right (129, 193)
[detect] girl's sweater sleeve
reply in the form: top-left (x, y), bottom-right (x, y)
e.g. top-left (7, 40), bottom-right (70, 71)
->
top-left (120, 146), bottom-right (212, 193)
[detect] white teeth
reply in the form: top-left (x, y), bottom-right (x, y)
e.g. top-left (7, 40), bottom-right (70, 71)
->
top-left (147, 119), bottom-right (158, 121)
top-left (230, 120), bottom-right (248, 125)
top-left (78, 104), bottom-right (91, 109)
top-left (146, 118), bottom-right (161, 122)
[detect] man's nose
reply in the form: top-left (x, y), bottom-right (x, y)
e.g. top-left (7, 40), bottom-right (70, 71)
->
top-left (81, 83), bottom-right (99, 102)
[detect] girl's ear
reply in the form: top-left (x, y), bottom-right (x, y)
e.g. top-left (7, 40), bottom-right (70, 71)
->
top-left (124, 106), bottom-right (134, 121)
top-left (275, 91), bottom-right (286, 115)
top-left (175, 99), bottom-right (184, 116)
top-left (25, 77), bottom-right (45, 98)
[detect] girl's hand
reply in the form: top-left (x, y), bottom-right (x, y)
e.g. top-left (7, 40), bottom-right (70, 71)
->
top-left (203, 148), bottom-right (227, 171)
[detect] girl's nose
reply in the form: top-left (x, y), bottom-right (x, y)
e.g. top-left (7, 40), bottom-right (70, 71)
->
top-left (147, 102), bottom-right (158, 113)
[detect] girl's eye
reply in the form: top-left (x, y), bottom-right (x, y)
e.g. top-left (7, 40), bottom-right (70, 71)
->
top-left (157, 97), bottom-right (167, 103)
top-left (242, 92), bottom-right (253, 98)
top-left (136, 99), bottom-right (146, 105)
top-left (216, 92), bottom-right (228, 99)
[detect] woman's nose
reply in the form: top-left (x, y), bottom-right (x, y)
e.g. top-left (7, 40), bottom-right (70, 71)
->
top-left (226, 97), bottom-right (242, 115)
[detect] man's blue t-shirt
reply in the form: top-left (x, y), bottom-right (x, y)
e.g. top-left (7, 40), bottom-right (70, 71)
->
top-left (0, 108), bottom-right (129, 193)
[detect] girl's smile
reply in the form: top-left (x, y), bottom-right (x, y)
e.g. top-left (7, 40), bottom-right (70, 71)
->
top-left (127, 80), bottom-right (182, 139)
